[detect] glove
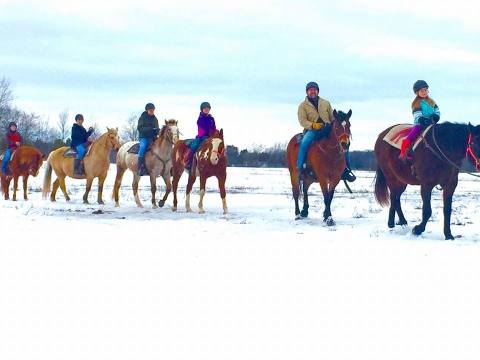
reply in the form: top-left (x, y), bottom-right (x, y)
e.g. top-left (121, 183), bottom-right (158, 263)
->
top-left (312, 122), bottom-right (323, 130)
top-left (88, 127), bottom-right (94, 132)
top-left (430, 113), bottom-right (440, 123)
top-left (419, 117), bottom-right (432, 127)
top-left (153, 127), bottom-right (160, 135)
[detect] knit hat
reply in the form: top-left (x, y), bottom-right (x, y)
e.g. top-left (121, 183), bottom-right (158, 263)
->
top-left (306, 82), bottom-right (319, 92)
top-left (413, 80), bottom-right (429, 93)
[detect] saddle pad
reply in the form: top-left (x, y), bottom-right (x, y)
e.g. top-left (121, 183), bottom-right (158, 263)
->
top-left (127, 142), bottom-right (140, 154)
top-left (383, 124), bottom-right (432, 150)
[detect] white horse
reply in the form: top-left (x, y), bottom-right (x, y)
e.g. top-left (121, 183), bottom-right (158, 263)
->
top-left (113, 119), bottom-right (179, 208)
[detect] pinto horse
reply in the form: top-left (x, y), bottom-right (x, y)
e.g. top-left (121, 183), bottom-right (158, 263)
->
top-left (286, 110), bottom-right (352, 225)
top-left (374, 122), bottom-right (480, 240)
top-left (42, 128), bottom-right (121, 204)
top-left (1, 146), bottom-right (45, 201)
top-left (171, 129), bottom-right (228, 214)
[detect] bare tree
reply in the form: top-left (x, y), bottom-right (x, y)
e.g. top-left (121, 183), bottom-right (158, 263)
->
top-left (0, 77), bottom-right (13, 111)
top-left (121, 113), bottom-right (138, 142)
top-left (57, 109), bottom-right (69, 142)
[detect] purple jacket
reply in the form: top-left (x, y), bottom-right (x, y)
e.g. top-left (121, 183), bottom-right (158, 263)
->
top-left (196, 112), bottom-right (216, 138)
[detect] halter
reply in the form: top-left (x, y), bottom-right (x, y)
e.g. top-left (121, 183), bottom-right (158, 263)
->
top-left (466, 132), bottom-right (480, 171)
top-left (328, 119), bottom-right (351, 153)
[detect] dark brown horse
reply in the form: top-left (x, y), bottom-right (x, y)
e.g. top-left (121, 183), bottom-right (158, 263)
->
top-left (171, 129), bottom-right (228, 214)
top-left (1, 146), bottom-right (46, 201)
top-left (286, 110), bottom-right (352, 225)
top-left (374, 122), bottom-right (480, 240)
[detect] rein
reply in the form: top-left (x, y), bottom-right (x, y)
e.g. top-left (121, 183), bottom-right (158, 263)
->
top-left (423, 124), bottom-right (480, 178)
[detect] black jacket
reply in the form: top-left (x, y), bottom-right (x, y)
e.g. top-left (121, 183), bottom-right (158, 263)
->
top-left (71, 123), bottom-right (93, 148)
top-left (137, 111), bottom-right (159, 140)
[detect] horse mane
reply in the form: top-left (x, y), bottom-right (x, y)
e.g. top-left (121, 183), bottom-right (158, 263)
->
top-left (432, 122), bottom-right (469, 153)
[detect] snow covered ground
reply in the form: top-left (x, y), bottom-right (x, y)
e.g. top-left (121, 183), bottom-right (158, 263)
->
top-left (1, 166), bottom-right (480, 360)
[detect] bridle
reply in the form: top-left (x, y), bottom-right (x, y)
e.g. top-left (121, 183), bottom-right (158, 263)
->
top-left (328, 118), bottom-right (351, 153)
top-left (466, 132), bottom-right (480, 171)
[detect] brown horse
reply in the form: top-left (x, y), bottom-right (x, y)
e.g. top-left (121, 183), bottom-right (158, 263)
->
top-left (113, 120), bottom-right (180, 208)
top-left (171, 129), bottom-right (228, 214)
top-left (286, 110), bottom-right (352, 225)
top-left (374, 122), bottom-right (480, 240)
top-left (1, 146), bottom-right (45, 201)
top-left (42, 128), bottom-right (121, 203)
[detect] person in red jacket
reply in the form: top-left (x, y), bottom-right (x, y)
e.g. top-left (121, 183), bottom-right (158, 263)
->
top-left (2, 122), bottom-right (22, 175)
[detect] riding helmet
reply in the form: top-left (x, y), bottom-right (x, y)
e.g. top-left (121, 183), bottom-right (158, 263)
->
top-left (200, 102), bottom-right (211, 110)
top-left (413, 80), bottom-right (429, 93)
top-left (74, 114), bottom-right (84, 121)
top-left (145, 103), bottom-right (155, 110)
top-left (306, 82), bottom-right (319, 92)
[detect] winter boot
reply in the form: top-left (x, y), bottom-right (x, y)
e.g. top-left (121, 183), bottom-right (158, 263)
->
top-left (74, 159), bottom-right (85, 176)
top-left (137, 157), bottom-right (149, 176)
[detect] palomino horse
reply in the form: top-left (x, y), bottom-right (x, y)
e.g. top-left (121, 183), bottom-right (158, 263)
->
top-left (113, 120), bottom-right (179, 208)
top-left (1, 146), bottom-right (46, 201)
top-left (286, 110), bottom-right (352, 225)
top-left (42, 128), bottom-right (121, 203)
top-left (171, 129), bottom-right (228, 214)
top-left (375, 122), bottom-right (480, 240)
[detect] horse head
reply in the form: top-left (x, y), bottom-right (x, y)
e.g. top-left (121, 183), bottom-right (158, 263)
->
top-left (106, 127), bottom-right (121, 150)
top-left (206, 129), bottom-right (225, 166)
top-left (467, 123), bottom-right (480, 171)
top-left (332, 109), bottom-right (352, 152)
top-left (164, 119), bottom-right (180, 144)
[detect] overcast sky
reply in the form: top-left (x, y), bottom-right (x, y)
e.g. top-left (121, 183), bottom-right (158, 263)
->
top-left (1, 0), bottom-right (479, 150)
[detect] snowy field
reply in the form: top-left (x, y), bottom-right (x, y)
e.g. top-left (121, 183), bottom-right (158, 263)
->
top-left (1, 166), bottom-right (480, 359)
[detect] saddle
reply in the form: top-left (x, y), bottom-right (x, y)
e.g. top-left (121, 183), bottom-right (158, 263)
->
top-left (126, 142), bottom-right (153, 154)
top-left (63, 144), bottom-right (92, 158)
top-left (383, 124), bottom-right (432, 150)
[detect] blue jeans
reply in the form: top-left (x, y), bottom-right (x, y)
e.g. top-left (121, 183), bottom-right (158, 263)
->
top-left (138, 138), bottom-right (151, 158)
top-left (75, 143), bottom-right (87, 160)
top-left (1, 148), bottom-right (12, 173)
top-left (296, 130), bottom-right (322, 170)
top-left (188, 136), bottom-right (208, 152)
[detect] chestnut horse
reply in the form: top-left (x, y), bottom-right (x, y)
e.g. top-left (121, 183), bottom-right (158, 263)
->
top-left (286, 110), bottom-right (352, 225)
top-left (113, 120), bottom-right (179, 208)
top-left (375, 122), bottom-right (480, 240)
top-left (42, 128), bottom-right (121, 203)
top-left (171, 129), bottom-right (228, 214)
top-left (1, 146), bottom-right (45, 201)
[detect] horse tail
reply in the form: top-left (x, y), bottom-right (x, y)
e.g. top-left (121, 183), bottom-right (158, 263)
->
top-left (374, 166), bottom-right (390, 207)
top-left (42, 154), bottom-right (53, 199)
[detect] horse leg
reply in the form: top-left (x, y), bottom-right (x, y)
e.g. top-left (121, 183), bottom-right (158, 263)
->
top-left (83, 177), bottom-right (94, 204)
top-left (23, 175), bottom-right (29, 200)
top-left (12, 176), bottom-right (18, 201)
top-left (198, 176), bottom-right (207, 214)
top-left (324, 188), bottom-right (336, 226)
top-left (185, 173), bottom-right (197, 213)
top-left (394, 185), bottom-right (408, 226)
top-left (97, 175), bottom-right (107, 205)
top-left (290, 170), bottom-right (302, 219)
top-left (217, 173), bottom-right (228, 215)
top-left (113, 167), bottom-right (126, 207)
top-left (58, 176), bottom-right (70, 201)
top-left (159, 173), bottom-right (171, 208)
top-left (442, 179), bottom-right (458, 240)
top-left (412, 184), bottom-right (434, 236)
top-left (172, 171), bottom-right (181, 212)
top-left (132, 174), bottom-right (143, 208)
top-left (3, 177), bottom-right (12, 200)
top-left (150, 174), bottom-right (157, 209)
top-left (51, 178), bottom-right (60, 202)
top-left (300, 180), bottom-right (311, 218)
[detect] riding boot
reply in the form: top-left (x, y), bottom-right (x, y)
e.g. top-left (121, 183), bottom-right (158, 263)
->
top-left (341, 167), bottom-right (356, 182)
top-left (137, 157), bottom-right (148, 176)
top-left (399, 138), bottom-right (412, 162)
top-left (73, 159), bottom-right (85, 176)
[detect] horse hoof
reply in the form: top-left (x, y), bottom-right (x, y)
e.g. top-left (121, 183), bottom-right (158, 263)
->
top-left (152, 204), bottom-right (158, 209)
top-left (186, 208), bottom-right (193, 213)
top-left (445, 234), bottom-right (455, 241)
top-left (295, 214), bottom-right (303, 220)
top-left (412, 225), bottom-right (423, 236)
top-left (115, 203), bottom-right (120, 208)
top-left (83, 201), bottom-right (89, 205)
top-left (158, 200), bottom-right (165, 208)
top-left (324, 216), bottom-right (335, 226)
top-left (98, 201), bottom-right (105, 205)
top-left (388, 222), bottom-right (395, 229)
top-left (172, 207), bottom-right (177, 212)
top-left (199, 209), bottom-right (205, 214)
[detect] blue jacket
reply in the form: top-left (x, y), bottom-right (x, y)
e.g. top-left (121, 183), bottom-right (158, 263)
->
top-left (71, 123), bottom-right (93, 148)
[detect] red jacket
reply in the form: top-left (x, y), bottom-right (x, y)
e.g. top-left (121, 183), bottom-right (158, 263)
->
top-left (7, 131), bottom-right (21, 150)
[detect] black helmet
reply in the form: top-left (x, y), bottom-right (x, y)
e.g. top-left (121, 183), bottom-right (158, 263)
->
top-left (306, 81), bottom-right (319, 92)
top-left (145, 103), bottom-right (155, 110)
top-left (200, 102), bottom-right (211, 110)
top-left (413, 80), bottom-right (429, 93)
top-left (8, 121), bottom-right (17, 128)
top-left (74, 114), bottom-right (84, 121)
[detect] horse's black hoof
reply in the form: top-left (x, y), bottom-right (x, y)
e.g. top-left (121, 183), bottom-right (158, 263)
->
top-left (295, 214), bottom-right (302, 220)
top-left (324, 216), bottom-right (335, 226)
top-left (397, 220), bottom-right (408, 226)
top-left (158, 200), bottom-right (165, 208)
top-left (300, 210), bottom-right (308, 218)
top-left (445, 234), bottom-right (455, 241)
top-left (412, 225), bottom-right (423, 236)
top-left (388, 222), bottom-right (395, 229)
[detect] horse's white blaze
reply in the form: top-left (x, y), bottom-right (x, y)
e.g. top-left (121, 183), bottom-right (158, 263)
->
top-left (210, 138), bottom-right (222, 165)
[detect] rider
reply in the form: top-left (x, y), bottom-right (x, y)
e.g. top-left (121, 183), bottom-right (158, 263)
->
top-left (399, 80), bottom-right (441, 161)
top-left (1, 121), bottom-right (22, 175)
top-left (70, 114), bottom-right (94, 176)
top-left (137, 102), bottom-right (159, 176)
top-left (184, 101), bottom-right (217, 170)
top-left (297, 81), bottom-right (355, 182)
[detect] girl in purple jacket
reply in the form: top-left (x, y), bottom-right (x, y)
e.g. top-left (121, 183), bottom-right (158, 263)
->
top-left (185, 102), bottom-right (217, 169)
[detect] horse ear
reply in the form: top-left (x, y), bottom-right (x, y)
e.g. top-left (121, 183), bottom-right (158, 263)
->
top-left (220, 128), bottom-right (223, 138)
top-left (106, 126), bottom-right (110, 131)
top-left (116, 127), bottom-right (118, 132)
top-left (347, 109), bottom-right (352, 118)
top-left (333, 109), bottom-right (338, 119)
top-left (165, 119), bottom-right (168, 125)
